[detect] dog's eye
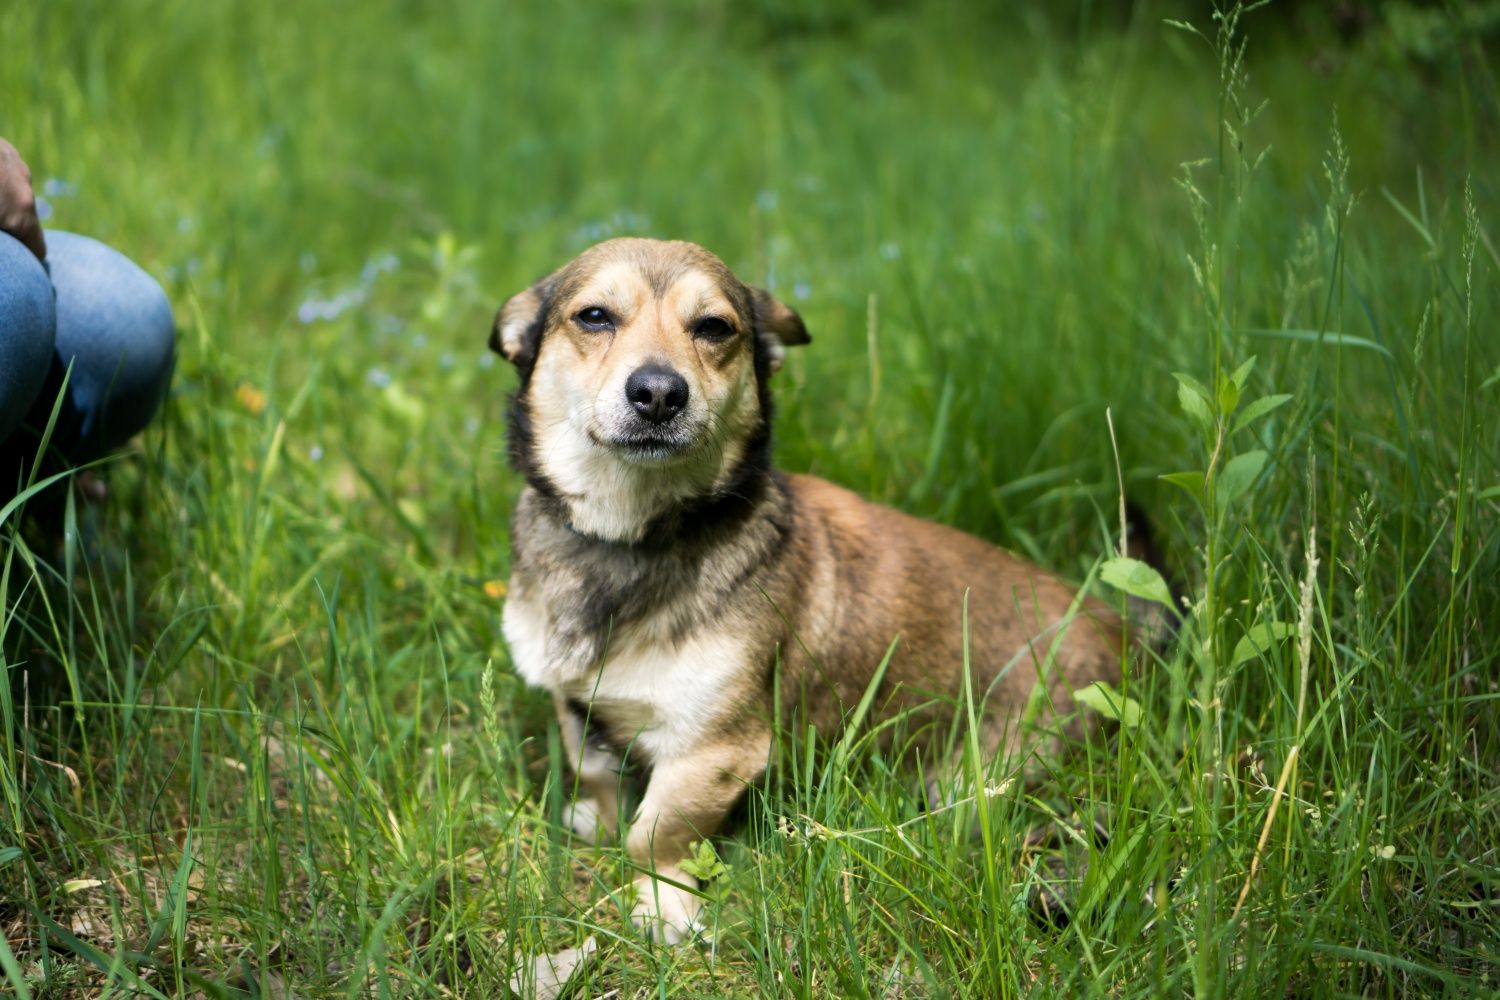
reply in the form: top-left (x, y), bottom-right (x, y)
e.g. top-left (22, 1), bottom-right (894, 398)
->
top-left (693, 316), bottom-right (735, 341)
top-left (574, 307), bottom-right (614, 330)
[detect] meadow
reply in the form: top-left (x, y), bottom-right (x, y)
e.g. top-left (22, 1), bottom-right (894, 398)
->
top-left (2, 0), bottom-right (1497, 995)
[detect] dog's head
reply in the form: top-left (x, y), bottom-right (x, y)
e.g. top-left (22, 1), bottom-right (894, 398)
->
top-left (490, 238), bottom-right (809, 541)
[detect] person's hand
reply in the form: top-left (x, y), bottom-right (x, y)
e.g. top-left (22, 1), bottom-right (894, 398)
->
top-left (0, 137), bottom-right (46, 262)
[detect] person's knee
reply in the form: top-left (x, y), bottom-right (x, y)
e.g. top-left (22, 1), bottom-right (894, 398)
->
top-left (0, 232), bottom-right (58, 442)
top-left (43, 231), bottom-right (175, 454)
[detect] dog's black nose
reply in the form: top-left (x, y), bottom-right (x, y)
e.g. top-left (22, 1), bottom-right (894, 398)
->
top-left (625, 364), bottom-right (689, 424)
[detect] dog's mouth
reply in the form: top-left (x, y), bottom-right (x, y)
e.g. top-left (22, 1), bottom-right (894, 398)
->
top-left (588, 428), bottom-right (697, 464)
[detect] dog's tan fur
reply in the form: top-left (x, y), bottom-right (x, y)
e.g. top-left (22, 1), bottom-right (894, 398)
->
top-left (491, 238), bottom-right (1125, 941)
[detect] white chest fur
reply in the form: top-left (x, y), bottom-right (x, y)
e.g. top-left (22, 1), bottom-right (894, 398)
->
top-left (504, 592), bottom-right (744, 762)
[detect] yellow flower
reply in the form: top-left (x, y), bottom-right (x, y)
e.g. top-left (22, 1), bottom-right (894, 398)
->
top-left (482, 579), bottom-right (507, 599)
top-left (236, 383), bottom-right (267, 415)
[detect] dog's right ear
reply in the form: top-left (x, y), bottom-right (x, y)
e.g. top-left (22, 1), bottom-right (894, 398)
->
top-left (489, 276), bottom-right (554, 365)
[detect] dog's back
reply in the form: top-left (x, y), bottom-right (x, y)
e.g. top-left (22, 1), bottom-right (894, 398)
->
top-left (768, 473), bottom-right (1125, 753)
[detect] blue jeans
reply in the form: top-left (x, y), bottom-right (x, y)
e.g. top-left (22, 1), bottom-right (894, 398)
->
top-left (0, 230), bottom-right (175, 496)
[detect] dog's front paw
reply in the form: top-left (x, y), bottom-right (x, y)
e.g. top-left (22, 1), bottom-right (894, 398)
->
top-left (563, 798), bottom-right (604, 842)
top-left (629, 875), bottom-right (702, 944)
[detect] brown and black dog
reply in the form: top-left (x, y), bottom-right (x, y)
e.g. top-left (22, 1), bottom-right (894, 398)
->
top-left (490, 238), bottom-right (1129, 941)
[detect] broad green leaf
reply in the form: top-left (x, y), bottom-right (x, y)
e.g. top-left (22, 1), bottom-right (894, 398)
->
top-left (1100, 556), bottom-right (1173, 607)
top-left (1231, 393), bottom-right (1293, 435)
top-left (1478, 485), bottom-right (1500, 501)
top-left (0, 847), bottom-right (22, 866)
top-left (1229, 355), bottom-right (1257, 390)
top-left (1074, 681), bottom-right (1143, 729)
top-left (1160, 470), bottom-right (1206, 504)
top-left (1172, 371), bottom-right (1213, 404)
top-left (1173, 373), bottom-right (1215, 438)
top-left (1216, 449), bottom-right (1268, 516)
top-left (1217, 374), bottom-right (1240, 418)
top-left (1230, 621), bottom-right (1297, 667)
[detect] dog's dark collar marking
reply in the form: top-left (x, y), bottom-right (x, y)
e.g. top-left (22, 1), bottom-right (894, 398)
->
top-left (547, 464), bottom-right (779, 551)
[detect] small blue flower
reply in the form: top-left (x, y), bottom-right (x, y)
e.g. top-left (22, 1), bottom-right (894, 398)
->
top-left (34, 196), bottom-right (52, 221)
top-left (297, 287), bottom-right (367, 324)
top-left (793, 280), bottom-right (812, 302)
top-left (42, 178), bottom-right (77, 198)
top-left (464, 416), bottom-right (481, 436)
top-left (611, 209), bottom-right (649, 232)
top-left (879, 242), bottom-right (901, 261)
top-left (411, 333), bottom-right (428, 349)
top-left (309, 445), bottom-right (324, 462)
top-left (572, 220), bottom-right (612, 246)
top-left (756, 190), bottom-right (779, 211)
top-left (366, 367), bottom-right (393, 388)
top-left (478, 353), bottom-right (496, 369)
top-left (439, 351), bottom-right (456, 369)
top-left (360, 252), bottom-right (400, 285)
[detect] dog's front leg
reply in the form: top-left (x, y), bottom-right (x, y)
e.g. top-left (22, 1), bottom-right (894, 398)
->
top-left (554, 694), bottom-right (624, 842)
top-left (625, 731), bottom-right (770, 943)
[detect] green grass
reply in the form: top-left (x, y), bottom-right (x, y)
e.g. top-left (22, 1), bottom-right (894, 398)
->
top-left (3, 0), bottom-right (1498, 995)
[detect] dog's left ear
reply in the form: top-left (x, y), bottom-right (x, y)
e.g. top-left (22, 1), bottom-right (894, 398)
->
top-left (489, 275), bottom-right (555, 365)
top-left (750, 287), bottom-right (811, 374)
